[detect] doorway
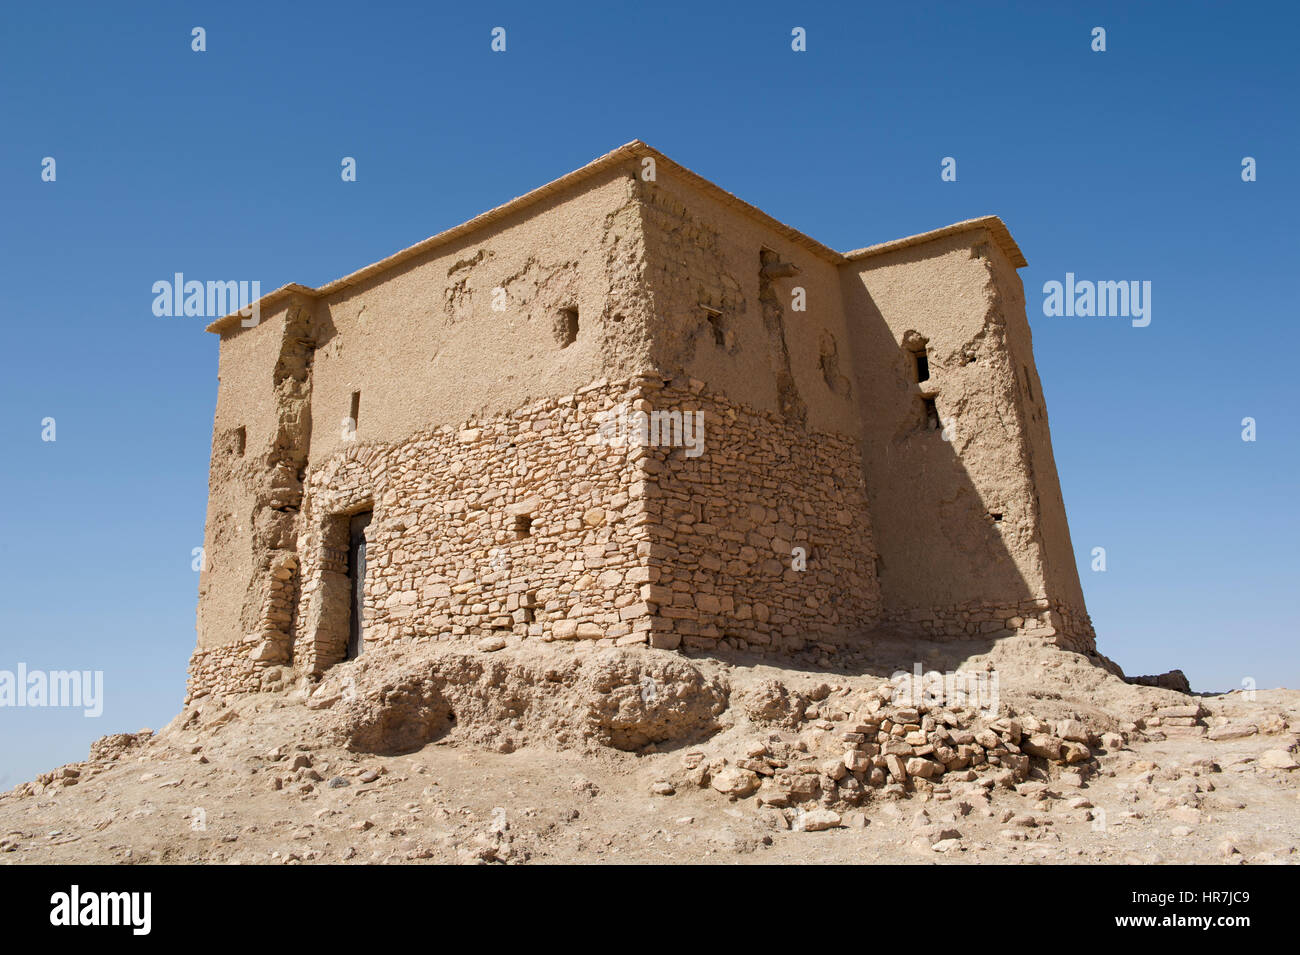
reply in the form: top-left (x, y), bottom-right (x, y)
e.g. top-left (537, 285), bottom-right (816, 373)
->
top-left (346, 511), bottom-right (372, 659)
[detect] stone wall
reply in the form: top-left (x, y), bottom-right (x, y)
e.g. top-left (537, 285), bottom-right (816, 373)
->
top-left (290, 377), bottom-right (652, 676)
top-left (186, 642), bottom-right (287, 700)
top-left (636, 379), bottom-right (880, 654)
top-left (190, 377), bottom-right (650, 699)
top-left (186, 373), bottom-right (885, 699)
top-left (877, 597), bottom-right (1095, 652)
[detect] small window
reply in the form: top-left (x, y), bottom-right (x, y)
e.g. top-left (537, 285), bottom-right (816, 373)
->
top-left (514, 514), bottom-right (533, 539)
top-left (555, 308), bottom-right (579, 348)
top-left (990, 511), bottom-right (1004, 523)
top-left (922, 397), bottom-right (940, 430)
top-left (704, 308), bottom-right (726, 347)
top-left (234, 426), bottom-right (246, 456)
top-left (914, 351), bottom-right (930, 383)
top-left (349, 391), bottom-right (361, 429)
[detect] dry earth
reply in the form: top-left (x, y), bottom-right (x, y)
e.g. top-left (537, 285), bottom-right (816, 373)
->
top-left (3, 637), bottom-right (1297, 865)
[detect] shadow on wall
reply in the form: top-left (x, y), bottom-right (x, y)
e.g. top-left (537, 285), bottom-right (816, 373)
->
top-left (837, 248), bottom-right (1053, 671)
top-left (690, 633), bottom-right (1016, 685)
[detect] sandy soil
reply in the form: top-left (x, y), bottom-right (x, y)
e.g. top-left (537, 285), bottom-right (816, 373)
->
top-left (2, 638), bottom-right (1296, 865)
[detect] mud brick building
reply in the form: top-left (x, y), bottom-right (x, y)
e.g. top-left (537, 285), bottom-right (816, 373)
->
top-left (187, 142), bottom-right (1095, 699)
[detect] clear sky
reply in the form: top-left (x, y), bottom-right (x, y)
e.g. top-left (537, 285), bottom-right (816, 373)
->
top-left (1, 1), bottom-right (1296, 786)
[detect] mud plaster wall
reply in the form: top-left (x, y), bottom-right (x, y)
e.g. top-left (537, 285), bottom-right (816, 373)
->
top-left (306, 164), bottom-right (654, 464)
top-left (197, 302), bottom-right (299, 654)
top-left (982, 247), bottom-right (1090, 624)
top-left (841, 232), bottom-right (1093, 648)
top-left (638, 170), bottom-right (859, 437)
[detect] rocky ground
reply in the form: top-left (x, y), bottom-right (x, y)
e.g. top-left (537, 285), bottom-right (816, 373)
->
top-left (2, 636), bottom-right (1297, 864)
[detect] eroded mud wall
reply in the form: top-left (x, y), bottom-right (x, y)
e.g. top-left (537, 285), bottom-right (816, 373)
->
top-left (841, 231), bottom-right (1094, 650)
top-left (637, 169), bottom-right (859, 437)
top-left (306, 165), bottom-right (655, 462)
top-left (191, 298), bottom-right (314, 697)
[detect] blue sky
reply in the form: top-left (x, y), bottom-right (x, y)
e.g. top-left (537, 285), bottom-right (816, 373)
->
top-left (1, 1), bottom-right (1296, 785)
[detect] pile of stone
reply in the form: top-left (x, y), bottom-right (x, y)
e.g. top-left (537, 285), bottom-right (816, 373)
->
top-left (87, 730), bottom-right (155, 762)
top-left (6, 731), bottom-right (155, 799)
top-left (687, 681), bottom-right (1114, 822)
top-left (1137, 702), bottom-right (1208, 738)
top-left (10, 764), bottom-right (92, 797)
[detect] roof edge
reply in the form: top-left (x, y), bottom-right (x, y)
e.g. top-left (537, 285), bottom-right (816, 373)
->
top-left (641, 148), bottom-right (846, 264)
top-left (204, 283), bottom-right (317, 333)
top-left (207, 140), bottom-right (851, 333)
top-left (207, 141), bottom-right (648, 333)
top-left (206, 157), bottom-right (1027, 335)
top-left (841, 216), bottom-right (1027, 269)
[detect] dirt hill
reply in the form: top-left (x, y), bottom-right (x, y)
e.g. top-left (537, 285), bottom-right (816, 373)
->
top-left (3, 637), bottom-right (1297, 864)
